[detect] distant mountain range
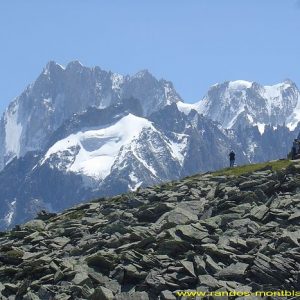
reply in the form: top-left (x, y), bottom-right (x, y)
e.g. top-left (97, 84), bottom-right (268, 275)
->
top-left (178, 79), bottom-right (300, 132)
top-left (0, 61), bottom-right (298, 229)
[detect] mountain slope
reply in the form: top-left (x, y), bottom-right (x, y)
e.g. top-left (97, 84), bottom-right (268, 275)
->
top-left (0, 103), bottom-right (250, 230)
top-left (0, 160), bottom-right (299, 299)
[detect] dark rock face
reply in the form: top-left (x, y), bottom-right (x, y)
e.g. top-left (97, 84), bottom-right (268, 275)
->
top-left (0, 161), bottom-right (300, 299)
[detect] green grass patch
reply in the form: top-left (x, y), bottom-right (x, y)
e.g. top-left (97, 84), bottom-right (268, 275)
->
top-left (212, 159), bottom-right (293, 177)
top-left (6, 249), bottom-right (24, 258)
top-left (64, 210), bottom-right (85, 220)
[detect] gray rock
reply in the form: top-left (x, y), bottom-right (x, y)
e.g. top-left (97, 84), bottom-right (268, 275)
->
top-left (215, 262), bottom-right (249, 279)
top-left (249, 205), bottom-right (269, 220)
top-left (193, 256), bottom-right (207, 275)
top-left (180, 260), bottom-right (196, 277)
top-left (114, 292), bottom-right (149, 300)
top-left (288, 211), bottom-right (300, 221)
top-left (145, 269), bottom-right (167, 291)
top-left (160, 290), bottom-right (176, 300)
top-left (72, 272), bottom-right (91, 286)
top-left (90, 286), bottom-right (114, 300)
top-left (86, 250), bottom-right (119, 272)
top-left (175, 224), bottom-right (209, 242)
top-left (204, 254), bottom-right (222, 273)
top-left (23, 291), bottom-right (41, 300)
top-left (23, 220), bottom-right (46, 231)
top-left (239, 180), bottom-right (263, 190)
top-left (198, 274), bottom-right (220, 288)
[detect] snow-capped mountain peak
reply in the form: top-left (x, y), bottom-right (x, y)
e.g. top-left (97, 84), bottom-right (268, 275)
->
top-left (195, 79), bottom-right (300, 131)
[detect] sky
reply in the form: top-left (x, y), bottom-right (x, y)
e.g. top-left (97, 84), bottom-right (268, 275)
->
top-left (0, 0), bottom-right (300, 114)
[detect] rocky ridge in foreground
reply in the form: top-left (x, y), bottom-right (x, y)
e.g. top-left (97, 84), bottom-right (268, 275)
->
top-left (0, 160), bottom-right (300, 299)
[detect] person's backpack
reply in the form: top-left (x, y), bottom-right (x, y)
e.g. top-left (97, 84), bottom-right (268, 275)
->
top-left (229, 151), bottom-right (235, 160)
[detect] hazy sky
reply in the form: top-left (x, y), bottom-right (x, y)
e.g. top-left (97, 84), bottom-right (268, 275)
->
top-left (0, 0), bottom-right (299, 113)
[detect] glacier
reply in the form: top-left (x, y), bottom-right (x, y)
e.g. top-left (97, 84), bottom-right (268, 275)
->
top-left (41, 114), bottom-right (154, 181)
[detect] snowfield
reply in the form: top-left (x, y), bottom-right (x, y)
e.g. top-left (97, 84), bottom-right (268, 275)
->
top-left (41, 114), bottom-right (154, 180)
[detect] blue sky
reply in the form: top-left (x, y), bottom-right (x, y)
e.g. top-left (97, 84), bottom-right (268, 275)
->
top-left (0, 0), bottom-right (299, 113)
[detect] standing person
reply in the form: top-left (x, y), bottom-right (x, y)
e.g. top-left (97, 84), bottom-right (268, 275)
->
top-left (292, 139), bottom-right (300, 160)
top-left (229, 150), bottom-right (235, 167)
top-left (296, 140), bottom-right (300, 156)
top-left (292, 139), bottom-right (297, 160)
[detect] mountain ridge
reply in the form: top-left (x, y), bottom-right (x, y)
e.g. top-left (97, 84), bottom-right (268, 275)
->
top-left (194, 79), bottom-right (300, 131)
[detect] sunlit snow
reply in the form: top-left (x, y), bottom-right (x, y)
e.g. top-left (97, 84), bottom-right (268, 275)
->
top-left (128, 172), bottom-right (143, 191)
top-left (4, 200), bottom-right (16, 226)
top-left (228, 80), bottom-right (253, 90)
top-left (256, 123), bottom-right (265, 134)
top-left (176, 101), bottom-right (196, 115)
top-left (4, 103), bottom-right (22, 157)
top-left (111, 73), bottom-right (124, 90)
top-left (42, 114), bottom-right (153, 180)
top-left (167, 133), bottom-right (188, 165)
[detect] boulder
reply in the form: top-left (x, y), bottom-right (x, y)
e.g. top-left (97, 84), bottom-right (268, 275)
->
top-left (90, 286), bottom-right (114, 300)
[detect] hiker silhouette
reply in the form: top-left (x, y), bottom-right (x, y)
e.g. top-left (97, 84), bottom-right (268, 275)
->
top-left (229, 150), bottom-right (235, 167)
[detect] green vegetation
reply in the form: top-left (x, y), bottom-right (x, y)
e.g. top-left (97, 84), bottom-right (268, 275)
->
top-left (212, 159), bottom-right (293, 176)
top-left (64, 210), bottom-right (85, 220)
top-left (6, 249), bottom-right (24, 258)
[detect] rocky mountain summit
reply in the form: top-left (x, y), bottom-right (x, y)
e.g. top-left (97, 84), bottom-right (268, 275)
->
top-left (0, 159), bottom-right (299, 299)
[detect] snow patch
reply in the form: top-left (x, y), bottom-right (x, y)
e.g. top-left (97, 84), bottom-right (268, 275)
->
top-left (286, 90), bottom-right (300, 130)
top-left (111, 73), bottom-right (124, 90)
top-left (163, 83), bottom-right (180, 105)
top-left (4, 102), bottom-right (23, 157)
top-left (248, 142), bottom-right (258, 154)
top-left (256, 123), bottom-right (265, 134)
top-left (176, 101), bottom-right (196, 115)
top-left (128, 172), bottom-right (143, 191)
top-left (228, 80), bottom-right (253, 90)
top-left (263, 82), bottom-right (291, 99)
top-left (4, 200), bottom-right (16, 226)
top-left (167, 133), bottom-right (188, 165)
top-left (286, 121), bottom-right (298, 131)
